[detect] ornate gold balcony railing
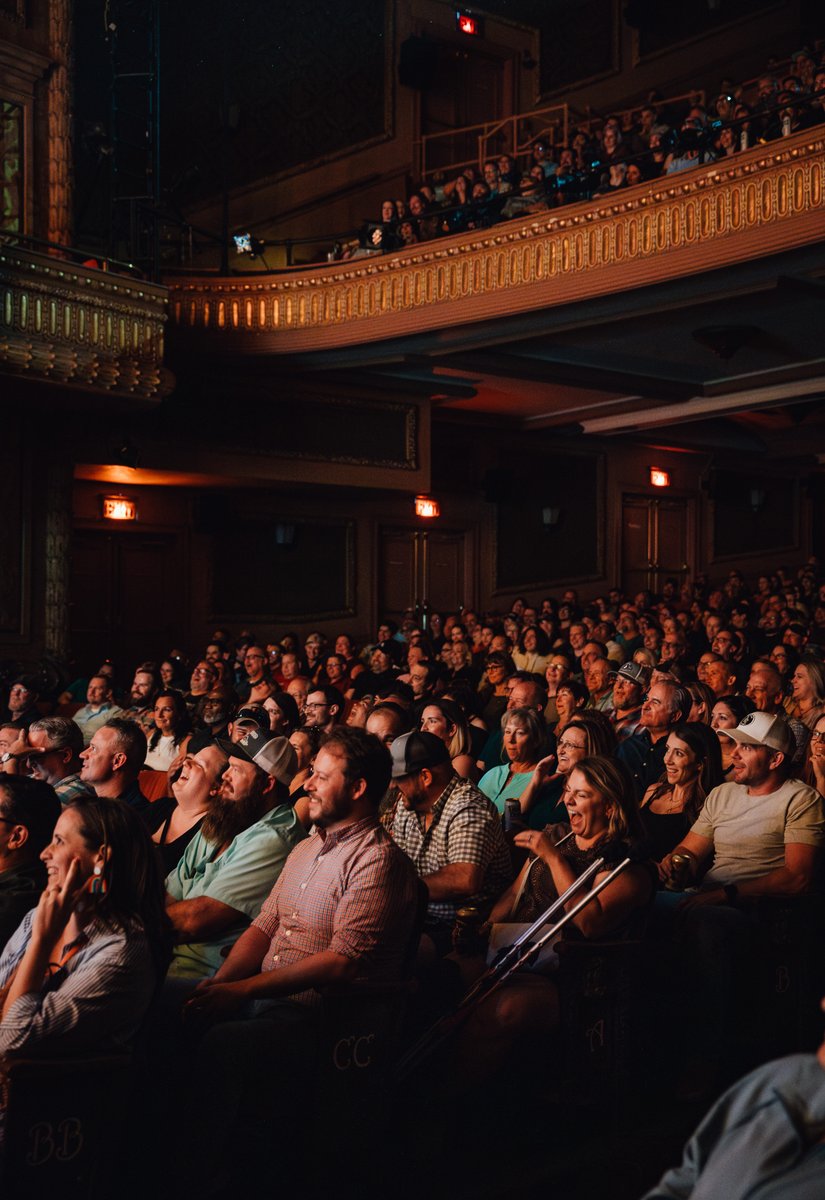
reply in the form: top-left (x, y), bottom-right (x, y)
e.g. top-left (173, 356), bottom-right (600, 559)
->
top-left (0, 243), bottom-right (172, 400)
top-left (168, 128), bottom-right (825, 356)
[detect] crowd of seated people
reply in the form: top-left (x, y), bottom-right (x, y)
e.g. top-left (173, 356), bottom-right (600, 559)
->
top-left (3, 561), bottom-right (825, 1189)
top-left (334, 44), bottom-right (825, 260)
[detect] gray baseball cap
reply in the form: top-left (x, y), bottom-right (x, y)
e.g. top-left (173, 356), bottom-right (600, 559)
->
top-left (217, 729), bottom-right (297, 784)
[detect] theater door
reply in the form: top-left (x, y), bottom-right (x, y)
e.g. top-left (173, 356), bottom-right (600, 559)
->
top-left (621, 495), bottom-right (693, 598)
top-left (378, 527), bottom-right (471, 625)
top-left (69, 529), bottom-right (187, 674)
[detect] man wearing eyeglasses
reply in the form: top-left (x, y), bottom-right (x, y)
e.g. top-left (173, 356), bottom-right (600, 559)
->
top-left (236, 645), bottom-right (269, 705)
top-left (302, 686), bottom-right (344, 735)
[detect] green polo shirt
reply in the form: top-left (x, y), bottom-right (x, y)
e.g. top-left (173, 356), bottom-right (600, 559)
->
top-left (165, 803), bottom-right (306, 979)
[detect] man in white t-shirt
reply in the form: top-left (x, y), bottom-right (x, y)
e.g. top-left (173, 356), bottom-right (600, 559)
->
top-left (659, 711), bottom-right (824, 903)
top-left (657, 711), bottom-right (824, 1094)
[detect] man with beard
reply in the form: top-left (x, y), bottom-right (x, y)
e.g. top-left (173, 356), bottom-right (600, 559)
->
top-left (302, 685), bottom-right (344, 734)
top-left (179, 728), bottom-right (420, 1186)
top-left (121, 664), bottom-right (161, 735)
top-left (184, 660), bottom-right (218, 716)
top-left (165, 729), bottom-right (305, 980)
top-left (187, 683), bottom-right (237, 753)
top-left (389, 730), bottom-right (512, 953)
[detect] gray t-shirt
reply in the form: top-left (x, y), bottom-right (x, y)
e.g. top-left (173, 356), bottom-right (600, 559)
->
top-left (691, 778), bottom-right (825, 886)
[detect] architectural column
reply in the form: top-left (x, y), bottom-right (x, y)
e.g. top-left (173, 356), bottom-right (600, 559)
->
top-left (47, 0), bottom-right (73, 246)
top-left (43, 454), bottom-right (73, 661)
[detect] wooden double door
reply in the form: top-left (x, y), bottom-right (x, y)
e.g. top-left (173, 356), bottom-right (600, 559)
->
top-left (69, 529), bottom-right (187, 675)
top-left (378, 526), bottom-right (471, 624)
top-left (621, 495), bottom-right (693, 598)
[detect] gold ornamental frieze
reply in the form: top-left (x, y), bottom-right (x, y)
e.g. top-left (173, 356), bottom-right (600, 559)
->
top-left (168, 129), bottom-right (825, 353)
top-left (0, 246), bottom-right (172, 400)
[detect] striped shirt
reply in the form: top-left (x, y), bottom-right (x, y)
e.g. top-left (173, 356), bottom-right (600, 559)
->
top-left (390, 774), bottom-right (513, 923)
top-left (252, 816), bottom-right (419, 1007)
top-left (0, 911), bottom-right (155, 1058)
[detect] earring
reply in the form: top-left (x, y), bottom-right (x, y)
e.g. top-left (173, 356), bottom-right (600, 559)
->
top-left (90, 864), bottom-right (107, 896)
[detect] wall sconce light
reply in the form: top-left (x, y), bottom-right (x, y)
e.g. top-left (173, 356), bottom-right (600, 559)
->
top-left (101, 494), bottom-right (137, 521)
top-left (274, 523), bottom-right (296, 546)
top-left (750, 488), bottom-right (766, 513)
top-left (542, 506), bottom-right (561, 530)
top-left (650, 467), bottom-right (670, 488)
top-left (415, 495), bottom-right (440, 519)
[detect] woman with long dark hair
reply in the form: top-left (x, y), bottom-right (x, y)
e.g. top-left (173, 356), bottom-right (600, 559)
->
top-left (0, 796), bottom-right (172, 1058)
top-left (640, 722), bottom-right (723, 861)
top-left (144, 689), bottom-right (191, 772)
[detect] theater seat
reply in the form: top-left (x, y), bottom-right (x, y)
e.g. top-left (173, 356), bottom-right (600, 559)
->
top-left (139, 769), bottom-right (170, 802)
top-left (1, 1054), bottom-right (132, 1199)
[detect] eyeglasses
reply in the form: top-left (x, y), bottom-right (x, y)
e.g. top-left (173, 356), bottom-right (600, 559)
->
top-left (303, 702), bottom-right (328, 710)
top-left (812, 731), bottom-right (825, 741)
top-left (557, 739), bottom-right (586, 752)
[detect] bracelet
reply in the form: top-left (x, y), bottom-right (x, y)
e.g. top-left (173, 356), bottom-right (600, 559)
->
top-left (723, 883), bottom-right (739, 906)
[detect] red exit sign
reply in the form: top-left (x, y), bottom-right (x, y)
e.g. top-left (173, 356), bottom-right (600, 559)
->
top-left (456, 11), bottom-right (484, 36)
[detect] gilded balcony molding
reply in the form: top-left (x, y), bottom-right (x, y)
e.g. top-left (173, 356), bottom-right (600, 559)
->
top-left (168, 129), bottom-right (825, 355)
top-left (0, 245), bottom-right (173, 401)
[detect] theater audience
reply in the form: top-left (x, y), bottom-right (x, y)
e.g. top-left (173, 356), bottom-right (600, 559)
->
top-left (164, 730), bottom-right (304, 981)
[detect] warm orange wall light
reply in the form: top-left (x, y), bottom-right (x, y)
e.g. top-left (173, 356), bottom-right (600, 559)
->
top-left (649, 467), bottom-right (670, 488)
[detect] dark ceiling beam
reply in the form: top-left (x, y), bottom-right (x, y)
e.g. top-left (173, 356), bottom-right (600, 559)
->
top-left (438, 350), bottom-right (700, 400)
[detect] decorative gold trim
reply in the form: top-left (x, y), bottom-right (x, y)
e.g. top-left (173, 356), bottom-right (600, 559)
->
top-left (167, 130), bottom-right (825, 355)
top-left (0, 246), bottom-right (171, 400)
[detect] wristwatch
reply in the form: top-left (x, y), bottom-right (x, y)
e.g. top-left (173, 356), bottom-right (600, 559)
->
top-left (723, 883), bottom-right (739, 906)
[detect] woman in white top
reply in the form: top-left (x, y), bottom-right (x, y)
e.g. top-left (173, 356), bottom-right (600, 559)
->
top-left (143, 689), bottom-right (191, 771)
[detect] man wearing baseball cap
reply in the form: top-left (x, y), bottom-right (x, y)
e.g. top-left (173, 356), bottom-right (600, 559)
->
top-left (659, 711), bottom-right (824, 903)
top-left (165, 727), bottom-right (305, 981)
top-left (388, 730), bottom-right (512, 954)
top-left (610, 661), bottom-right (649, 741)
top-left (658, 710), bottom-right (824, 1092)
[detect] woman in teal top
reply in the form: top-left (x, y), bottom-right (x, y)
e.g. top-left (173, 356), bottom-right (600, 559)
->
top-left (478, 706), bottom-right (545, 815)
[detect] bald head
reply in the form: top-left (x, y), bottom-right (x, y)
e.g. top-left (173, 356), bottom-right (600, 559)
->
top-left (507, 680), bottom-right (546, 712)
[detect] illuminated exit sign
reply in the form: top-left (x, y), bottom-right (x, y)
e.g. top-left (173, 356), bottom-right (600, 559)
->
top-left (456, 11), bottom-right (484, 36)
